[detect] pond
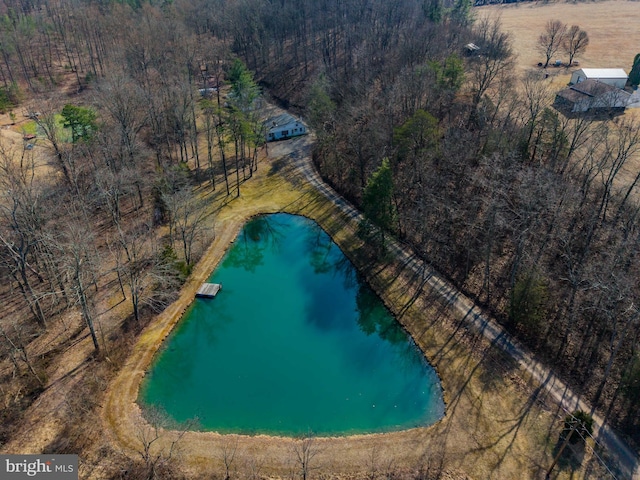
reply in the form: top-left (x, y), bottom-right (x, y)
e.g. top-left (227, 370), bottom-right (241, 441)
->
top-left (139, 213), bottom-right (444, 436)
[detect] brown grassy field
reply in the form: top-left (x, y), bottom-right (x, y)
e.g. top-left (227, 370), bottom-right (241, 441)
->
top-left (477, 0), bottom-right (640, 77)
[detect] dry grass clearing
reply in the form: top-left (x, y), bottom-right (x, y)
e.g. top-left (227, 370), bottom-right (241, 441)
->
top-left (478, 0), bottom-right (640, 77)
top-left (101, 135), bottom-right (611, 479)
top-left (0, 112), bottom-right (57, 178)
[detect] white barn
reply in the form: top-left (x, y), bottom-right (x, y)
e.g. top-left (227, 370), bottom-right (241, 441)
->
top-left (265, 114), bottom-right (307, 142)
top-left (570, 68), bottom-right (628, 89)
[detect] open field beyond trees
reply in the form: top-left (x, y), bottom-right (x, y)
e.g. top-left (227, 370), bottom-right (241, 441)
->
top-left (478, 0), bottom-right (640, 76)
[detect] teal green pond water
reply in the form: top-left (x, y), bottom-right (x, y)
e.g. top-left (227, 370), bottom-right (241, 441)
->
top-left (139, 213), bottom-right (444, 436)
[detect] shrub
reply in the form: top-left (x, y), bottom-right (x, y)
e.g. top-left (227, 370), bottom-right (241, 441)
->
top-left (510, 270), bottom-right (548, 336)
top-left (0, 83), bottom-right (23, 114)
top-left (159, 244), bottom-right (191, 281)
top-left (622, 353), bottom-right (640, 400)
top-left (629, 53), bottom-right (640, 87)
top-left (563, 410), bottom-right (594, 445)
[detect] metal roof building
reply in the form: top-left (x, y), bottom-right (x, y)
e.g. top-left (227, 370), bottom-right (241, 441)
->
top-left (570, 68), bottom-right (629, 89)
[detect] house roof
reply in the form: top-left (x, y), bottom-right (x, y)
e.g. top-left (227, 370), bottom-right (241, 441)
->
top-left (265, 113), bottom-right (296, 127)
top-left (556, 79), bottom-right (630, 104)
top-left (264, 113), bottom-right (304, 133)
top-left (575, 68), bottom-right (628, 79)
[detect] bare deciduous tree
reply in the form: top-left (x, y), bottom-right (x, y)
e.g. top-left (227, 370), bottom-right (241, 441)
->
top-left (134, 407), bottom-right (193, 480)
top-left (537, 20), bottom-right (566, 68)
top-left (365, 444), bottom-right (380, 480)
top-left (244, 452), bottom-right (265, 480)
top-left (520, 70), bottom-right (554, 156)
top-left (563, 25), bottom-right (589, 67)
top-left (0, 320), bottom-right (44, 385)
top-left (292, 434), bottom-right (322, 480)
top-left (468, 16), bottom-right (515, 124)
top-left (0, 146), bottom-right (49, 328)
top-left (62, 211), bottom-right (101, 352)
top-left (113, 221), bottom-right (153, 325)
top-left (162, 187), bottom-right (212, 266)
top-left (219, 436), bottom-right (240, 480)
top-left (31, 103), bottom-right (73, 186)
top-left (94, 72), bottom-right (147, 168)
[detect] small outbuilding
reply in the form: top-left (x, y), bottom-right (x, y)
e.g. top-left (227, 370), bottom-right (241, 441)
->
top-left (265, 114), bottom-right (307, 142)
top-left (464, 43), bottom-right (480, 55)
top-left (554, 79), bottom-right (631, 115)
top-left (570, 68), bottom-right (629, 89)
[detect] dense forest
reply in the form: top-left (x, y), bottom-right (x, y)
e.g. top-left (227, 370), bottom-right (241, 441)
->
top-left (0, 0), bottom-right (638, 475)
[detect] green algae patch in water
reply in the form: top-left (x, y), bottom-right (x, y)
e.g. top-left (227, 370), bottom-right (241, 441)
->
top-left (139, 213), bottom-right (444, 436)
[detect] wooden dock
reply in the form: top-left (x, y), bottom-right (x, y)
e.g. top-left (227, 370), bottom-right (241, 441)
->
top-left (196, 283), bottom-right (222, 299)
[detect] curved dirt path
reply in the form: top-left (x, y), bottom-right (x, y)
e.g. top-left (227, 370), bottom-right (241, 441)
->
top-left (289, 138), bottom-right (640, 480)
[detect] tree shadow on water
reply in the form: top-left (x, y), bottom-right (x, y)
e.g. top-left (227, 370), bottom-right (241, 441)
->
top-left (223, 215), bottom-right (286, 272)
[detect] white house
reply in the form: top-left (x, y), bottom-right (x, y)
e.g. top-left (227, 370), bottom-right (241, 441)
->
top-left (570, 68), bottom-right (628, 89)
top-left (265, 114), bottom-right (307, 142)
